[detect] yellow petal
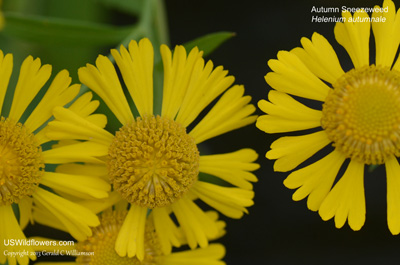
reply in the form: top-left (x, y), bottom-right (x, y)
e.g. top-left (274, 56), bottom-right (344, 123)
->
top-left (334, 9), bottom-right (370, 68)
top-left (291, 32), bottom-right (344, 84)
top-left (175, 60), bottom-right (235, 128)
top-left (78, 55), bottom-right (133, 125)
top-left (189, 85), bottom-right (257, 143)
top-left (33, 188), bottom-right (100, 241)
top-left (205, 211), bottom-right (226, 240)
top-left (47, 106), bottom-right (113, 145)
top-left (284, 150), bottom-right (346, 211)
top-left (0, 204), bottom-right (36, 265)
top-left (78, 191), bottom-right (124, 214)
top-left (171, 197), bottom-right (219, 249)
top-left (152, 207), bottom-right (182, 254)
top-left (319, 160), bottom-right (366, 231)
top-left (18, 197), bottom-right (33, 230)
top-left (161, 45), bottom-right (204, 119)
top-left (373, 0), bottom-right (400, 67)
top-left (114, 199), bottom-right (129, 211)
top-left (32, 206), bottom-right (68, 233)
top-left (0, 51), bottom-right (13, 115)
top-left (66, 91), bottom-right (107, 128)
top-left (40, 172), bottom-right (110, 200)
top-left (112, 38), bottom-right (154, 116)
top-left (56, 163), bottom-right (107, 178)
top-left (267, 131), bottom-right (331, 172)
top-left (191, 181), bottom-right (254, 219)
top-left (42, 141), bottom-right (108, 164)
top-left (115, 204), bottom-right (147, 260)
top-left (257, 90), bottom-right (322, 133)
top-left (34, 128), bottom-right (51, 145)
top-left (158, 244), bottom-right (226, 265)
top-left (266, 51), bottom-right (330, 101)
top-left (68, 92), bottom-right (99, 117)
top-left (199, 149), bottom-right (259, 190)
top-left (385, 156), bottom-right (400, 235)
top-left (24, 69), bottom-right (80, 133)
top-left (8, 56), bottom-right (52, 122)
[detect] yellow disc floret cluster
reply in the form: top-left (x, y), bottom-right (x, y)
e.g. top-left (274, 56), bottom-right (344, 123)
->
top-left (107, 115), bottom-right (200, 208)
top-left (321, 66), bottom-right (400, 165)
top-left (0, 117), bottom-right (44, 205)
top-left (76, 210), bottom-right (162, 265)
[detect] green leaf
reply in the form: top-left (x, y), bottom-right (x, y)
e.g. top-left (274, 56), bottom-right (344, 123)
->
top-left (183, 31), bottom-right (235, 57)
top-left (96, 0), bottom-right (144, 16)
top-left (3, 12), bottom-right (135, 46)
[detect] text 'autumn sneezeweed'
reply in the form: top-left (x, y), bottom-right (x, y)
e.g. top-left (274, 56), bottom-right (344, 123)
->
top-left (257, 0), bottom-right (400, 234)
top-left (0, 51), bottom-right (111, 265)
top-left (46, 38), bottom-right (259, 260)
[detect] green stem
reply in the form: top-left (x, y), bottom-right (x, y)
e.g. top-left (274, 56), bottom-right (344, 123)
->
top-left (154, 0), bottom-right (170, 47)
top-left (148, 0), bottom-right (169, 115)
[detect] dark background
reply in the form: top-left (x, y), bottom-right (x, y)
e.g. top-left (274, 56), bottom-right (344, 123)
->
top-left (165, 0), bottom-right (400, 264)
top-left (3, 0), bottom-right (400, 264)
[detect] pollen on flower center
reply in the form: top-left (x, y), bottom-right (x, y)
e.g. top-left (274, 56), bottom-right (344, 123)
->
top-left (107, 115), bottom-right (200, 208)
top-left (76, 210), bottom-right (162, 265)
top-left (0, 117), bottom-right (44, 205)
top-left (321, 65), bottom-right (400, 165)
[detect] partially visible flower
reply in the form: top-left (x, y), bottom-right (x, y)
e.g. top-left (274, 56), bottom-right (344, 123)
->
top-left (257, 0), bottom-right (400, 233)
top-left (46, 38), bottom-right (259, 259)
top-left (0, 52), bottom-right (110, 265)
top-left (33, 208), bottom-right (227, 265)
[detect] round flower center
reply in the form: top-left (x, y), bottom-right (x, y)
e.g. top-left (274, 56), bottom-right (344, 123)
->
top-left (107, 115), bottom-right (200, 208)
top-left (76, 210), bottom-right (162, 265)
top-left (0, 117), bottom-right (44, 205)
top-left (321, 65), bottom-right (400, 165)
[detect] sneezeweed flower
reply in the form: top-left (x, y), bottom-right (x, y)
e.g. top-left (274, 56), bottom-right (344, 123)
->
top-left (257, 0), bottom-right (400, 234)
top-left (0, 52), bottom-right (111, 265)
top-left (46, 37), bottom-right (259, 259)
top-left (33, 209), bottom-right (227, 265)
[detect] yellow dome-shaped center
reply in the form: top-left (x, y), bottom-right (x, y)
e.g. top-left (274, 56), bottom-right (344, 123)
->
top-left (76, 210), bottom-right (162, 265)
top-left (107, 115), bottom-right (200, 208)
top-left (321, 66), bottom-right (400, 165)
top-left (0, 117), bottom-right (44, 205)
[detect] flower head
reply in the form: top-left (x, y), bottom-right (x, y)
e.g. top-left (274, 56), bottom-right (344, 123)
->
top-left (33, 208), bottom-right (226, 265)
top-left (46, 38), bottom-right (259, 259)
top-left (0, 51), bottom-right (110, 265)
top-left (257, 0), bottom-right (400, 234)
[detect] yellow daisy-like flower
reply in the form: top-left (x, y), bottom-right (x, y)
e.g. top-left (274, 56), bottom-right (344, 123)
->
top-left (33, 209), bottom-right (226, 265)
top-left (257, 0), bottom-right (400, 234)
top-left (46, 38), bottom-right (259, 259)
top-left (0, 51), bottom-right (110, 265)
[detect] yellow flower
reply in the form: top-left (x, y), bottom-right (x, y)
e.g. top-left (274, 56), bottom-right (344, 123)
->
top-left (257, 0), bottom-right (400, 234)
top-left (46, 38), bottom-right (259, 259)
top-left (33, 208), bottom-right (226, 265)
top-left (0, 52), bottom-right (111, 265)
